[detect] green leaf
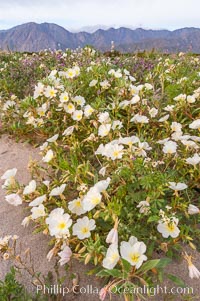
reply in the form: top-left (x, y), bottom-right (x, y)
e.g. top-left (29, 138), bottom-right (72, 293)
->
top-left (121, 258), bottom-right (131, 273)
top-left (136, 259), bottom-right (161, 274)
top-left (167, 274), bottom-right (185, 287)
top-left (105, 269), bottom-right (123, 278)
top-left (155, 258), bottom-right (171, 269)
top-left (147, 215), bottom-right (159, 223)
top-left (97, 268), bottom-right (122, 278)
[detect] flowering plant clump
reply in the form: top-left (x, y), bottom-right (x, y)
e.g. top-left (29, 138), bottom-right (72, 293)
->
top-left (0, 48), bottom-right (200, 300)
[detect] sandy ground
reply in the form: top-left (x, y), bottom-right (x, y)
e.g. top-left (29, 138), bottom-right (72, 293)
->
top-left (0, 134), bottom-right (199, 301)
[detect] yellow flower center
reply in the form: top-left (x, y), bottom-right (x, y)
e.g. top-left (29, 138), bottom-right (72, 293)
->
top-left (81, 227), bottom-right (89, 234)
top-left (58, 222), bottom-right (66, 230)
top-left (167, 223), bottom-right (175, 232)
top-left (91, 196), bottom-right (100, 205)
top-left (130, 253), bottom-right (140, 263)
top-left (40, 111), bottom-right (45, 116)
top-left (111, 253), bottom-right (118, 262)
top-left (50, 90), bottom-right (55, 96)
top-left (113, 151), bottom-right (119, 157)
top-left (68, 71), bottom-right (74, 77)
top-left (75, 200), bottom-right (81, 207)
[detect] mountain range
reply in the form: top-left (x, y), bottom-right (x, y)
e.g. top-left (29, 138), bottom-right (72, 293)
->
top-left (0, 22), bottom-right (200, 53)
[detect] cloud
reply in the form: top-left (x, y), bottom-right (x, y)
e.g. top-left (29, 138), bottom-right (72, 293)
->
top-left (0, 0), bottom-right (200, 30)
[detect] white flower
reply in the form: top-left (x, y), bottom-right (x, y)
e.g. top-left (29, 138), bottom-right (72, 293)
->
top-left (94, 177), bottom-right (111, 193)
top-left (64, 102), bottom-right (75, 114)
top-left (72, 110), bottom-right (83, 121)
top-left (187, 95), bottom-right (196, 103)
top-left (46, 208), bottom-right (72, 238)
top-left (37, 103), bottom-right (48, 116)
top-left (164, 105), bottom-right (175, 112)
top-left (66, 68), bottom-right (76, 79)
top-left (100, 80), bottom-right (110, 89)
top-left (158, 114), bottom-right (169, 122)
top-left (145, 83), bottom-right (153, 90)
top-left (2, 100), bottom-right (16, 111)
top-left (184, 253), bottom-right (200, 279)
top-left (119, 100), bottom-right (130, 108)
top-left (174, 94), bottom-right (186, 101)
top-left (73, 66), bottom-right (80, 76)
top-left (40, 142), bottom-right (48, 151)
top-left (98, 112), bottom-right (110, 124)
top-left (171, 131), bottom-right (183, 141)
top-left (112, 120), bottom-right (123, 130)
top-left (106, 219), bottom-right (118, 244)
top-left (171, 122), bottom-right (182, 132)
top-left (186, 153), bottom-right (200, 166)
top-left (109, 144), bottom-right (124, 160)
top-left (130, 95), bottom-right (140, 104)
top-left (58, 246), bottom-right (72, 265)
top-left (131, 114), bottom-right (149, 124)
top-left (137, 201), bottom-right (150, 214)
top-left (168, 182), bottom-right (188, 191)
top-left (82, 188), bottom-right (102, 211)
top-left (68, 198), bottom-right (86, 215)
top-left (50, 184), bottom-right (66, 196)
top-left (0, 236), bottom-right (13, 248)
top-left (133, 141), bottom-right (152, 157)
top-left (98, 124), bottom-right (111, 137)
top-left (124, 69), bottom-right (130, 75)
top-left (189, 264), bottom-right (200, 279)
top-left (129, 85), bottom-right (139, 95)
top-left (102, 244), bottom-right (120, 270)
top-left (149, 107), bottom-right (158, 118)
top-left (63, 126), bottom-right (75, 136)
top-left (99, 166), bottom-right (107, 176)
top-left (108, 69), bottom-right (122, 78)
top-left (44, 86), bottom-right (57, 98)
top-left (49, 70), bottom-right (57, 78)
top-left (29, 195), bottom-right (46, 207)
top-left (23, 180), bottom-right (37, 195)
top-left (31, 204), bottom-right (46, 219)
top-left (188, 204), bottom-right (200, 215)
top-left (181, 140), bottom-right (199, 149)
top-left (47, 134), bottom-right (59, 143)
top-left (120, 240), bottom-right (147, 269)
top-left (33, 82), bottom-right (44, 98)
top-left (129, 75), bottom-right (136, 82)
top-left (84, 105), bottom-right (94, 117)
top-left (21, 216), bottom-right (31, 227)
top-left (157, 221), bottom-right (180, 238)
top-left (119, 136), bottom-right (140, 146)
top-left (42, 150), bottom-right (54, 163)
top-left (1, 168), bottom-right (17, 180)
top-left (1, 168), bottom-right (17, 188)
top-left (43, 180), bottom-right (50, 187)
top-left (89, 79), bottom-right (98, 87)
top-left (163, 141), bottom-right (177, 154)
top-left (106, 228), bottom-right (118, 244)
top-left (60, 92), bottom-right (69, 103)
top-left (5, 194), bottom-right (22, 206)
top-left (72, 216), bottom-right (96, 239)
top-left (47, 247), bottom-right (56, 262)
top-left (73, 96), bottom-right (86, 107)
top-left (189, 119), bottom-right (200, 130)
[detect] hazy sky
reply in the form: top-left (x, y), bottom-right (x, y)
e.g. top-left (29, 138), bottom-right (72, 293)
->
top-left (0, 0), bottom-right (200, 31)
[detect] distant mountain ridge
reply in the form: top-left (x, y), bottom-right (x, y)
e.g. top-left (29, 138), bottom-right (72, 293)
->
top-left (0, 22), bottom-right (200, 53)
